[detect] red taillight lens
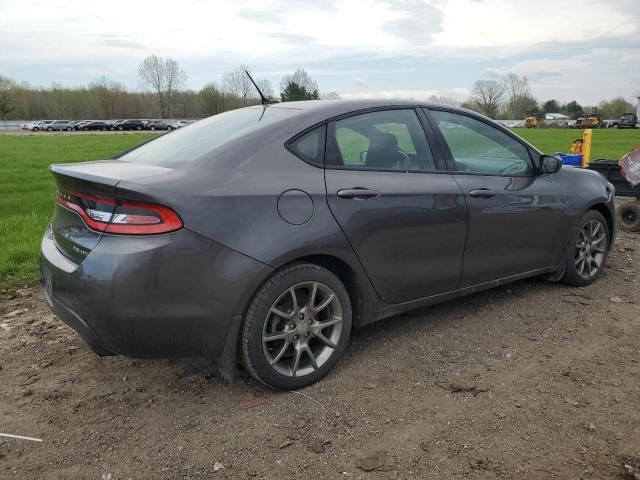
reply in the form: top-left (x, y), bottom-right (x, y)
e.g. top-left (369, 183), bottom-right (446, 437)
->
top-left (57, 189), bottom-right (183, 235)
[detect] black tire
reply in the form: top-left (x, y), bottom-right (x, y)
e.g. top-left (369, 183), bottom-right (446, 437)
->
top-left (150, 126), bottom-right (155, 131)
top-left (562, 210), bottom-right (610, 286)
top-left (241, 263), bottom-right (352, 390)
top-left (612, 123), bottom-right (620, 129)
top-left (118, 126), bottom-right (123, 131)
top-left (617, 201), bottom-right (640, 232)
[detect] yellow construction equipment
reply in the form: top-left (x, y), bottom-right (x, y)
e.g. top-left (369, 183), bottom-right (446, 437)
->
top-left (524, 112), bottom-right (545, 128)
top-left (575, 113), bottom-right (605, 129)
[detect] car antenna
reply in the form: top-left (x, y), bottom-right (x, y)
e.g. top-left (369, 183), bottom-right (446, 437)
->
top-left (245, 70), bottom-right (277, 105)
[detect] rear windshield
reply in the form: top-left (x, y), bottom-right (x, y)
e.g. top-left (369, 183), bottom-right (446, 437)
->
top-left (120, 106), bottom-right (300, 167)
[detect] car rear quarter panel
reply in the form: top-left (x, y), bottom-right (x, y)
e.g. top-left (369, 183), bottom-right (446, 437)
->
top-left (114, 123), bottom-right (381, 318)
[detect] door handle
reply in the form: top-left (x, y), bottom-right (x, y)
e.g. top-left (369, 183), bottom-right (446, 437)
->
top-left (337, 188), bottom-right (380, 199)
top-left (469, 189), bottom-right (497, 199)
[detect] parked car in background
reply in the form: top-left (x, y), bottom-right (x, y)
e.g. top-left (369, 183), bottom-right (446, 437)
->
top-left (46, 120), bottom-right (74, 131)
top-left (608, 112), bottom-right (637, 129)
top-left (80, 121), bottom-right (110, 131)
top-left (145, 120), bottom-right (169, 131)
top-left (32, 120), bottom-right (54, 131)
top-left (112, 119), bottom-right (145, 131)
top-left (167, 120), bottom-right (188, 130)
top-left (41, 100), bottom-right (616, 390)
top-left (71, 121), bottom-right (91, 131)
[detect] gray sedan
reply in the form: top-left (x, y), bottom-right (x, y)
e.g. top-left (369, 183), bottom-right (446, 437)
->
top-left (40, 100), bottom-right (616, 390)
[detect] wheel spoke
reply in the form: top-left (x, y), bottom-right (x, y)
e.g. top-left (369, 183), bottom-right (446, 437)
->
top-left (270, 306), bottom-right (294, 320)
top-left (317, 316), bottom-right (342, 329)
top-left (289, 287), bottom-right (299, 314)
top-left (313, 330), bottom-right (337, 349)
top-left (269, 341), bottom-right (291, 365)
top-left (308, 282), bottom-right (318, 310)
top-left (263, 331), bottom-right (290, 343)
top-left (592, 234), bottom-right (606, 246)
top-left (314, 293), bottom-right (335, 313)
top-left (306, 346), bottom-right (319, 370)
top-left (291, 344), bottom-right (303, 377)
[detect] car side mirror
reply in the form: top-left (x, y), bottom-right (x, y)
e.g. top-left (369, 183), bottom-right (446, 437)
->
top-left (538, 155), bottom-right (562, 174)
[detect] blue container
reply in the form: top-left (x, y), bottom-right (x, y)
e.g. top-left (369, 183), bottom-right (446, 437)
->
top-left (554, 153), bottom-right (583, 167)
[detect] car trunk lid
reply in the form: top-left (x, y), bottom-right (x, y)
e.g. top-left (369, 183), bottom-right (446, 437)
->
top-left (50, 160), bottom-right (175, 263)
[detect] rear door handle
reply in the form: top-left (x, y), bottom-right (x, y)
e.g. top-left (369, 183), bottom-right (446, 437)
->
top-left (337, 188), bottom-right (380, 199)
top-left (469, 189), bottom-right (497, 199)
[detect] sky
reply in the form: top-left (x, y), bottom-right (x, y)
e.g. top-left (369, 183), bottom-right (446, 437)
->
top-left (1, 0), bottom-right (639, 105)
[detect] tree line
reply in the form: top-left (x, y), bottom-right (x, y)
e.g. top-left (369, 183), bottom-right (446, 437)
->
top-left (461, 74), bottom-right (635, 120)
top-left (0, 57), bottom-right (635, 121)
top-left (0, 56), bottom-right (339, 121)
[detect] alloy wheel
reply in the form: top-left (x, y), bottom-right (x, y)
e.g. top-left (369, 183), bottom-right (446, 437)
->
top-left (574, 219), bottom-right (606, 279)
top-left (262, 281), bottom-right (343, 378)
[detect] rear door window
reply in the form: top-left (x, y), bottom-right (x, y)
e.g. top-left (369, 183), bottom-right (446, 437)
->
top-left (329, 109), bottom-right (436, 172)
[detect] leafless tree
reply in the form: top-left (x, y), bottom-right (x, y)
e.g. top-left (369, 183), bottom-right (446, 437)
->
top-left (138, 55), bottom-right (187, 118)
top-left (503, 73), bottom-right (531, 119)
top-left (222, 64), bottom-right (254, 105)
top-left (428, 94), bottom-right (459, 106)
top-left (321, 91), bottom-right (341, 100)
top-left (470, 80), bottom-right (505, 118)
top-left (256, 79), bottom-right (274, 100)
top-left (279, 69), bottom-right (319, 96)
top-left (221, 65), bottom-right (274, 104)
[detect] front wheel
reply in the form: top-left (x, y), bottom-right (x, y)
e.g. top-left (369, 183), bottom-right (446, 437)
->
top-left (241, 264), bottom-right (352, 390)
top-left (562, 210), bottom-right (610, 286)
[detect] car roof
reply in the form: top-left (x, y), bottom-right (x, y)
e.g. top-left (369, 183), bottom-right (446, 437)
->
top-left (252, 99), bottom-right (490, 129)
top-left (269, 99), bottom-right (439, 116)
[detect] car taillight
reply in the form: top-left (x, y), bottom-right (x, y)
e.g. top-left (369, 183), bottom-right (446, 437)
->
top-left (57, 189), bottom-right (183, 235)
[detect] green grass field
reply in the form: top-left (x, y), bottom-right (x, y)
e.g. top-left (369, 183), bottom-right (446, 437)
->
top-left (0, 128), bottom-right (638, 290)
top-left (515, 128), bottom-right (640, 160)
top-left (0, 134), bottom-right (155, 289)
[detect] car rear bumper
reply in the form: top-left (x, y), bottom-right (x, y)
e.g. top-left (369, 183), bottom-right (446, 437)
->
top-left (40, 224), bottom-right (272, 360)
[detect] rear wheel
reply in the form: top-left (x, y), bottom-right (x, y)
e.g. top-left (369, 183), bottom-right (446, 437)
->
top-left (617, 201), bottom-right (640, 232)
top-left (562, 210), bottom-right (610, 286)
top-left (241, 263), bottom-right (352, 390)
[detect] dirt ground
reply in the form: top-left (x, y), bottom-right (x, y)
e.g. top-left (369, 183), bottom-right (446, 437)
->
top-left (1, 231), bottom-right (639, 480)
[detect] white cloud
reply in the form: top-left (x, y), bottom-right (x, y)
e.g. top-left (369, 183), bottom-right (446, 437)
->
top-left (0, 0), bottom-right (638, 103)
top-left (341, 88), bottom-right (470, 102)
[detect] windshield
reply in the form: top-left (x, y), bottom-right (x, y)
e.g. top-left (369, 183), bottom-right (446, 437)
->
top-left (120, 106), bottom-right (301, 167)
